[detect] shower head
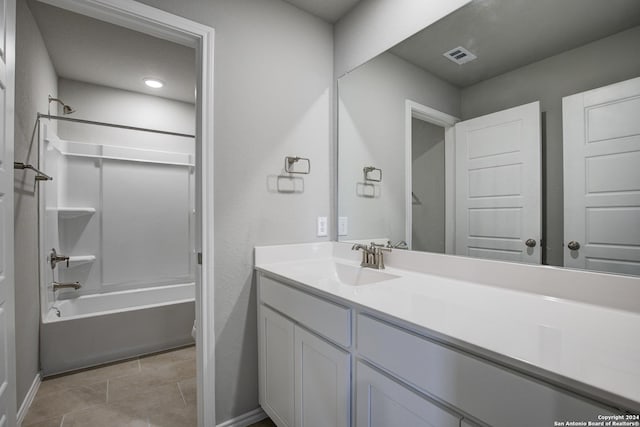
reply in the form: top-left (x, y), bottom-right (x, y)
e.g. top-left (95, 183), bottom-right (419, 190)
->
top-left (48, 95), bottom-right (75, 115)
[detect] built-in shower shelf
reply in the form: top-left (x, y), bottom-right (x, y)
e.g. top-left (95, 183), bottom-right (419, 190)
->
top-left (49, 207), bottom-right (96, 218)
top-left (67, 255), bottom-right (96, 267)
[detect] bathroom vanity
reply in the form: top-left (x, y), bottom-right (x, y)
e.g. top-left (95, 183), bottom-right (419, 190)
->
top-left (255, 242), bottom-right (640, 427)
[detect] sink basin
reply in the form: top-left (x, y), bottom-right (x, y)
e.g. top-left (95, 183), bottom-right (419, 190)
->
top-left (332, 262), bottom-right (399, 286)
top-left (267, 259), bottom-right (401, 286)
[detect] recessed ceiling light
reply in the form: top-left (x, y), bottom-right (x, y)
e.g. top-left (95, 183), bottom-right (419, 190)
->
top-left (143, 78), bottom-right (164, 89)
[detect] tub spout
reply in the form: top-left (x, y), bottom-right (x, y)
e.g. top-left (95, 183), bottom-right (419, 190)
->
top-left (52, 281), bottom-right (81, 291)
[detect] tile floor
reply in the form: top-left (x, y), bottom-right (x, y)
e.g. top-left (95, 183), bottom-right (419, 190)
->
top-left (23, 345), bottom-right (278, 427)
top-left (23, 346), bottom-right (197, 427)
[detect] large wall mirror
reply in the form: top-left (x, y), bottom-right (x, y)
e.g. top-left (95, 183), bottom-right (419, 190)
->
top-left (337, 0), bottom-right (640, 276)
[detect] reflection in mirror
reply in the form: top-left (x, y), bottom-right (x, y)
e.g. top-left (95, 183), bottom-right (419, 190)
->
top-left (337, 0), bottom-right (640, 276)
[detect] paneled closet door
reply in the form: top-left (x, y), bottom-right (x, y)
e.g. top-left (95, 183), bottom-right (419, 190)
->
top-left (563, 76), bottom-right (640, 275)
top-left (455, 101), bottom-right (541, 264)
top-left (0, 0), bottom-right (17, 425)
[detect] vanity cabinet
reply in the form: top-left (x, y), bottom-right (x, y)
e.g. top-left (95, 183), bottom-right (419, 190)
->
top-left (260, 306), bottom-right (295, 427)
top-left (258, 272), bottom-right (620, 427)
top-left (356, 314), bottom-right (615, 427)
top-left (294, 325), bottom-right (350, 427)
top-left (355, 361), bottom-right (460, 427)
top-left (258, 276), bottom-right (351, 427)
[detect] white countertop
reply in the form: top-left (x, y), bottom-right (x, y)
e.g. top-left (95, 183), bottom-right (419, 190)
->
top-left (255, 242), bottom-right (640, 410)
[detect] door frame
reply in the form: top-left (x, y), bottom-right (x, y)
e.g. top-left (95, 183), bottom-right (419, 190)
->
top-left (37, 1), bottom-right (215, 425)
top-left (404, 100), bottom-right (459, 252)
top-left (3, 0), bottom-right (17, 425)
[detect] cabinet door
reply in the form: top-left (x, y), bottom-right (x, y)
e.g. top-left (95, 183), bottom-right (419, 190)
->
top-left (295, 326), bottom-right (350, 427)
top-left (355, 361), bottom-right (460, 427)
top-left (259, 306), bottom-right (295, 427)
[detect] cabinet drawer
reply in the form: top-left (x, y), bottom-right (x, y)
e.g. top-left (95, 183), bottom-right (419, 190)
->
top-left (357, 314), bottom-right (614, 427)
top-left (260, 275), bottom-right (351, 347)
top-left (356, 361), bottom-right (460, 427)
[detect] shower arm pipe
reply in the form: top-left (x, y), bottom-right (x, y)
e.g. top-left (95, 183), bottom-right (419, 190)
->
top-left (38, 113), bottom-right (195, 138)
top-left (14, 161), bottom-right (53, 181)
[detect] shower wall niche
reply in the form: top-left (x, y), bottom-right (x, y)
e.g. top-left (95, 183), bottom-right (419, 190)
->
top-left (40, 121), bottom-right (196, 308)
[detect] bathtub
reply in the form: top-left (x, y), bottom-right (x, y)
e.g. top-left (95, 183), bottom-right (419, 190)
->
top-left (40, 282), bottom-right (195, 376)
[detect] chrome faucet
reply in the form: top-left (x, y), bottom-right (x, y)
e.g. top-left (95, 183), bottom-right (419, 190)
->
top-left (351, 243), bottom-right (373, 266)
top-left (52, 281), bottom-right (81, 291)
top-left (50, 248), bottom-right (70, 269)
top-left (352, 243), bottom-right (391, 269)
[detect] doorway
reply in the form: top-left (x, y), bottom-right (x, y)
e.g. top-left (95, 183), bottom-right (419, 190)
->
top-left (404, 100), bottom-right (458, 252)
top-left (15, 1), bottom-right (215, 426)
top-left (411, 117), bottom-right (446, 253)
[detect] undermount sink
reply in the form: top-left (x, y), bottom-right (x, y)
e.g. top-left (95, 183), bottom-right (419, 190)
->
top-left (332, 262), bottom-right (399, 285)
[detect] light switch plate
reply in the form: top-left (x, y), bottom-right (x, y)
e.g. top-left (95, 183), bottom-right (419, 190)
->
top-left (317, 216), bottom-right (328, 237)
top-left (338, 217), bottom-right (348, 236)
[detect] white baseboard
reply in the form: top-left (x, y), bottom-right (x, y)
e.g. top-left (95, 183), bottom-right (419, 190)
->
top-left (216, 407), bottom-right (268, 427)
top-left (17, 372), bottom-right (42, 427)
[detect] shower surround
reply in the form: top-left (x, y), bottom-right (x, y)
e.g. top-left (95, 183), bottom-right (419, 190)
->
top-left (38, 121), bottom-right (196, 374)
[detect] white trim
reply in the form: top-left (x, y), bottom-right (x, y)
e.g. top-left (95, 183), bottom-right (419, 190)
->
top-left (404, 100), bottom-right (459, 251)
top-left (17, 373), bottom-right (41, 427)
top-left (34, 2), bottom-right (216, 426)
top-left (37, 0), bottom-right (200, 47)
top-left (216, 408), bottom-right (268, 427)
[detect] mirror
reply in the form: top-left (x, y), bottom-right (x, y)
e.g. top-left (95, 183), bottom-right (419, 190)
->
top-left (338, 0), bottom-right (640, 276)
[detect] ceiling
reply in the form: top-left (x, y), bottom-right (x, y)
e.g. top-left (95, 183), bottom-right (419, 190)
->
top-left (28, 0), bottom-right (196, 103)
top-left (29, 0), bottom-right (638, 101)
top-left (282, 0), bottom-right (361, 23)
top-left (390, 0), bottom-right (640, 88)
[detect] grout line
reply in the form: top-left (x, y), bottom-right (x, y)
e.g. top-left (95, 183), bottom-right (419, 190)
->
top-left (177, 382), bottom-right (187, 406)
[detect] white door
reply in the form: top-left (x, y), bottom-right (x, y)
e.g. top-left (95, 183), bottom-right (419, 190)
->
top-left (563, 77), bottom-right (640, 275)
top-left (0, 0), bottom-right (16, 425)
top-left (294, 325), bottom-right (350, 427)
top-left (455, 101), bottom-right (541, 263)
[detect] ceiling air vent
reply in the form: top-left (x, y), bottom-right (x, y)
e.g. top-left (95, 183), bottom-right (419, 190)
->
top-left (443, 46), bottom-right (477, 65)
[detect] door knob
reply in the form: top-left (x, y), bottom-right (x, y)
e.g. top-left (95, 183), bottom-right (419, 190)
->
top-left (567, 241), bottom-right (581, 251)
top-left (525, 239), bottom-right (536, 248)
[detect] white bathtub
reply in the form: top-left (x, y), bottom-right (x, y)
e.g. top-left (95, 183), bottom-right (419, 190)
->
top-left (40, 283), bottom-right (195, 376)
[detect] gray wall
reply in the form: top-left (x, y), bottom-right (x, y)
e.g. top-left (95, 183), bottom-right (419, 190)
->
top-left (58, 77), bottom-right (196, 136)
top-left (411, 119), bottom-right (445, 253)
top-left (58, 78), bottom-right (195, 149)
top-left (334, 0), bottom-right (471, 77)
top-left (132, 0), bottom-right (333, 423)
top-left (338, 52), bottom-right (459, 244)
top-left (461, 26), bottom-right (640, 267)
top-left (14, 0), bottom-right (58, 408)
